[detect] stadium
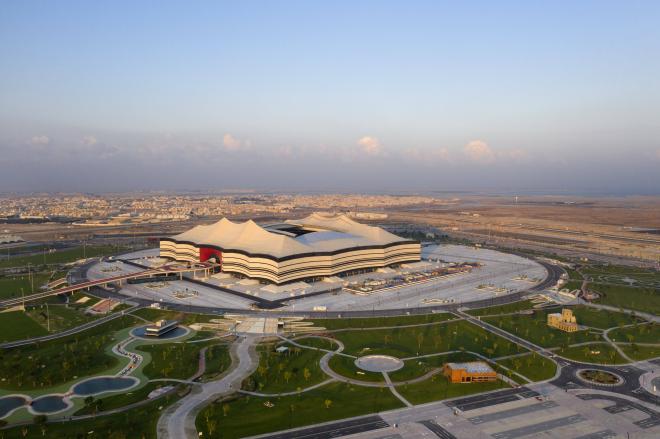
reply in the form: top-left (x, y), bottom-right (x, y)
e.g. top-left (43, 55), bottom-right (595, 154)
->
top-left (159, 213), bottom-right (421, 284)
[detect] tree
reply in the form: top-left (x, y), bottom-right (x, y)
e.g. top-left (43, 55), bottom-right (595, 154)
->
top-left (222, 403), bottom-right (230, 417)
top-left (284, 371), bottom-right (292, 383)
top-left (303, 368), bottom-right (311, 381)
top-left (207, 418), bottom-right (217, 436)
top-left (324, 399), bottom-right (333, 409)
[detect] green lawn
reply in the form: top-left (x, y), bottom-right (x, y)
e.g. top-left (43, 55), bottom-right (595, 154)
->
top-left (466, 300), bottom-right (535, 316)
top-left (242, 343), bottom-right (328, 393)
top-left (24, 304), bottom-right (97, 333)
top-left (609, 323), bottom-right (660, 344)
top-left (196, 382), bottom-right (404, 439)
top-left (4, 384), bottom-right (188, 438)
top-left (293, 336), bottom-right (339, 351)
top-left (328, 354), bottom-right (385, 382)
top-left (618, 344), bottom-right (660, 361)
top-left (555, 343), bottom-right (629, 364)
top-left (0, 315), bottom-right (138, 390)
top-left (496, 353), bottom-right (557, 382)
top-left (137, 340), bottom-right (226, 380)
top-left (591, 284), bottom-right (660, 315)
top-left (310, 312), bottom-right (454, 330)
top-left (483, 310), bottom-right (603, 348)
top-left (0, 245), bottom-right (127, 269)
top-left (0, 273), bottom-right (56, 299)
top-left (396, 374), bottom-right (508, 405)
top-left (570, 306), bottom-right (639, 329)
top-left (0, 311), bottom-right (48, 343)
top-left (202, 344), bottom-right (232, 378)
top-left (332, 320), bottom-right (526, 359)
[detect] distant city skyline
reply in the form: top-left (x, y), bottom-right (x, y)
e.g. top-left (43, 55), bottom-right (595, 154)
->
top-left (1, 1), bottom-right (659, 194)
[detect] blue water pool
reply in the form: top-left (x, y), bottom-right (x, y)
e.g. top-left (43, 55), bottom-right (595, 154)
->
top-left (73, 376), bottom-right (137, 396)
top-left (130, 326), bottom-right (188, 339)
top-left (0, 396), bottom-right (27, 418)
top-left (30, 395), bottom-right (68, 414)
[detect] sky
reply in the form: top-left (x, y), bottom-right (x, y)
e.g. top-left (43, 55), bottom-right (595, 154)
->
top-left (1, 0), bottom-right (659, 194)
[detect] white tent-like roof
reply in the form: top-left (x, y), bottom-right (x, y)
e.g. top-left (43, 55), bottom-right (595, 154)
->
top-left (169, 214), bottom-right (409, 259)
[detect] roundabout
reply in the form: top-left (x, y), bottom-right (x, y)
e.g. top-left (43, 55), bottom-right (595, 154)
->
top-left (354, 355), bottom-right (405, 373)
top-left (577, 369), bottom-right (624, 386)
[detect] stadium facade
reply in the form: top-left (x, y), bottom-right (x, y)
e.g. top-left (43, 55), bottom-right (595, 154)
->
top-left (159, 213), bottom-right (421, 284)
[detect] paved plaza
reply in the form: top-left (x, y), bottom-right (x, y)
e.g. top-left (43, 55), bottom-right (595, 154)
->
top-left (93, 244), bottom-right (547, 312)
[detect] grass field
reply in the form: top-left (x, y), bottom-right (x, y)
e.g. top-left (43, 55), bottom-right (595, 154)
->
top-left (242, 343), bottom-right (328, 393)
top-left (591, 284), bottom-right (660, 315)
top-left (466, 300), bottom-right (535, 316)
top-left (0, 245), bottom-right (127, 269)
top-left (569, 306), bottom-right (639, 329)
top-left (137, 340), bottom-right (228, 380)
top-left (0, 315), bottom-right (138, 390)
top-left (608, 323), bottom-right (659, 344)
top-left (292, 336), bottom-right (338, 351)
top-left (0, 310), bottom-right (48, 343)
top-left (396, 374), bottom-right (507, 405)
top-left (331, 320), bottom-right (526, 359)
top-left (328, 354), bottom-right (385, 382)
top-left (0, 273), bottom-right (56, 299)
top-left (496, 353), bottom-right (557, 382)
top-left (24, 303), bottom-right (97, 333)
top-left (555, 343), bottom-right (629, 364)
top-left (196, 382), bottom-right (404, 438)
top-left (310, 312), bottom-right (454, 330)
top-left (483, 309), bottom-right (606, 348)
top-left (5, 384), bottom-right (188, 438)
top-left (618, 344), bottom-right (660, 361)
top-left (202, 344), bottom-right (232, 378)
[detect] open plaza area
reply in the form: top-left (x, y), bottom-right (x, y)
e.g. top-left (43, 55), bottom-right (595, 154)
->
top-left (85, 244), bottom-right (548, 313)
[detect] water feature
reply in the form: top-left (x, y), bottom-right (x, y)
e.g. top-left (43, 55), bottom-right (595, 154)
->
top-left (0, 396), bottom-right (27, 418)
top-left (73, 376), bottom-right (138, 396)
top-left (30, 395), bottom-right (69, 414)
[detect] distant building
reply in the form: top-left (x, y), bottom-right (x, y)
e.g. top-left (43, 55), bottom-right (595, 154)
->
top-left (443, 361), bottom-right (497, 383)
top-left (145, 320), bottom-right (179, 337)
top-left (547, 308), bottom-right (578, 332)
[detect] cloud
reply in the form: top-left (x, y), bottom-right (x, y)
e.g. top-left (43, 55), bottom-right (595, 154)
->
top-left (357, 136), bottom-right (382, 156)
top-left (30, 135), bottom-right (50, 146)
top-left (81, 135), bottom-right (98, 146)
top-left (498, 148), bottom-right (529, 162)
top-left (402, 147), bottom-right (451, 164)
top-left (463, 140), bottom-right (494, 162)
top-left (223, 133), bottom-right (243, 152)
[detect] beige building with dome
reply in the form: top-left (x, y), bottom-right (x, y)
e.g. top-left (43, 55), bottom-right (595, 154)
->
top-left (160, 213), bottom-right (421, 284)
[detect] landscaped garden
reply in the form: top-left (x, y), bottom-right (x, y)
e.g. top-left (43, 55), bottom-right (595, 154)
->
top-left (0, 315), bottom-right (138, 390)
top-left (196, 382), bottom-right (404, 439)
top-left (555, 343), bottom-right (628, 364)
top-left (483, 308), bottom-right (616, 348)
top-left (330, 320), bottom-right (526, 359)
top-left (241, 342), bottom-right (328, 393)
top-left (496, 352), bottom-right (557, 382)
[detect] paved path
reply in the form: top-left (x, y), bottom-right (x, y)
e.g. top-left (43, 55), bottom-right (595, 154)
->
top-left (383, 372), bottom-right (412, 407)
top-left (157, 334), bottom-right (259, 439)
